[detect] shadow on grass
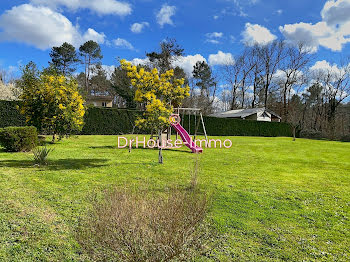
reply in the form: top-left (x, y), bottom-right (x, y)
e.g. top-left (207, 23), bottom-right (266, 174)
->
top-left (0, 158), bottom-right (108, 170)
top-left (89, 145), bottom-right (193, 154)
top-left (40, 140), bottom-right (55, 146)
top-left (125, 146), bottom-right (193, 154)
top-left (89, 146), bottom-right (116, 149)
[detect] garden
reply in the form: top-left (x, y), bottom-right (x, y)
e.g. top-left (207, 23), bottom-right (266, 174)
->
top-left (0, 51), bottom-right (349, 261)
top-left (0, 135), bottom-right (349, 261)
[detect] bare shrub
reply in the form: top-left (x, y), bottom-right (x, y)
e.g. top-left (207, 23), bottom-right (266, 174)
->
top-left (76, 185), bottom-right (211, 261)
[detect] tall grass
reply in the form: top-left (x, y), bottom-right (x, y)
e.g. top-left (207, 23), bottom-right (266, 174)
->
top-left (76, 161), bottom-right (214, 261)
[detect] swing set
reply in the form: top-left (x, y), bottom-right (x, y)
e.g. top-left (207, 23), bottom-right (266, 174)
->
top-left (174, 108), bottom-right (207, 141)
top-left (166, 108), bottom-right (207, 153)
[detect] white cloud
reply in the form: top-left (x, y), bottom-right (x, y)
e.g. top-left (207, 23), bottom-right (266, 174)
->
top-left (309, 60), bottom-right (346, 79)
top-left (273, 69), bottom-right (288, 83)
top-left (225, 0), bottom-right (258, 18)
top-left (238, 10), bottom-right (248, 17)
top-left (206, 39), bottom-right (220, 44)
top-left (101, 65), bottom-right (116, 79)
top-left (208, 51), bottom-right (235, 66)
top-left (130, 57), bottom-right (150, 66)
top-left (172, 54), bottom-right (207, 77)
top-left (113, 38), bottom-right (134, 50)
top-left (82, 28), bottom-right (106, 44)
top-left (279, 22), bottom-right (327, 53)
top-left (279, 21), bottom-right (349, 52)
top-left (310, 60), bottom-right (335, 71)
top-left (130, 22), bottom-right (149, 33)
top-left (211, 95), bottom-right (225, 112)
top-left (128, 54), bottom-right (207, 78)
top-left (30, 0), bottom-right (132, 16)
top-left (321, 0), bottom-right (350, 26)
top-left (280, 0), bottom-right (350, 52)
top-left (273, 69), bottom-right (304, 85)
top-left (241, 23), bottom-right (277, 46)
top-left (276, 9), bottom-right (283, 15)
top-left (206, 32), bottom-right (223, 38)
top-left (206, 32), bottom-right (224, 44)
top-left (0, 4), bottom-right (105, 50)
top-left (308, 60), bottom-right (350, 99)
top-left (192, 88), bottom-right (201, 96)
top-left (156, 4), bottom-right (176, 27)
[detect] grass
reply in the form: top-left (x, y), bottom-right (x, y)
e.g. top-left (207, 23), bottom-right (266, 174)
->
top-left (0, 135), bottom-right (349, 261)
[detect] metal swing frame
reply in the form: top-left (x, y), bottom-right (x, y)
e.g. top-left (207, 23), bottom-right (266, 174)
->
top-left (172, 108), bottom-right (208, 142)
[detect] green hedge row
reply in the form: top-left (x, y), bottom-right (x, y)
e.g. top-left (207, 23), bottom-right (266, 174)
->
top-left (0, 100), bottom-right (292, 137)
top-left (180, 115), bottom-right (292, 137)
top-left (81, 107), bottom-right (145, 135)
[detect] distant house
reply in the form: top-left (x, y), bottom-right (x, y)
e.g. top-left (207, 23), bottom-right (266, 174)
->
top-left (86, 96), bottom-right (113, 108)
top-left (210, 108), bottom-right (281, 122)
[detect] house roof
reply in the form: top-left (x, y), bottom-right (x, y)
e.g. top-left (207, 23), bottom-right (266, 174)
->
top-left (86, 95), bottom-right (114, 101)
top-left (210, 108), bottom-right (281, 119)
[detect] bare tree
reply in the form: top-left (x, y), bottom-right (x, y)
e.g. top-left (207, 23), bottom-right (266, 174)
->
top-left (315, 60), bottom-right (350, 137)
top-left (276, 43), bottom-right (311, 121)
top-left (0, 68), bottom-right (16, 84)
top-left (255, 40), bottom-right (286, 107)
top-left (223, 56), bottom-right (243, 109)
top-left (249, 60), bottom-right (264, 108)
top-left (238, 49), bottom-right (257, 108)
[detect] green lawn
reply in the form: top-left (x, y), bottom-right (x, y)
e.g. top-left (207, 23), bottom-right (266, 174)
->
top-left (0, 135), bottom-right (349, 261)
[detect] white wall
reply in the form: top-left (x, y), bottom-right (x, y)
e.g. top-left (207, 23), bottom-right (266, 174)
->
top-left (257, 111), bottom-right (272, 122)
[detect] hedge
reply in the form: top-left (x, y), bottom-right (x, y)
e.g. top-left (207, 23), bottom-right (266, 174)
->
top-left (81, 107), bottom-right (145, 135)
top-left (180, 115), bottom-right (292, 137)
top-left (0, 100), bottom-right (292, 137)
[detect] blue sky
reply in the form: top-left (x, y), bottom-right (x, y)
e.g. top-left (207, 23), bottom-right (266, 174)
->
top-left (1, 0), bottom-right (350, 77)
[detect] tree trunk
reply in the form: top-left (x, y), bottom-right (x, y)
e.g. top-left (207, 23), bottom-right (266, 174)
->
top-left (241, 78), bottom-right (246, 108)
top-left (292, 127), bottom-right (296, 141)
top-left (158, 130), bottom-right (163, 164)
top-left (230, 88), bottom-right (237, 110)
top-left (264, 83), bottom-right (268, 108)
top-left (252, 83), bottom-right (257, 108)
top-left (87, 56), bottom-right (91, 93)
top-left (283, 84), bottom-right (287, 122)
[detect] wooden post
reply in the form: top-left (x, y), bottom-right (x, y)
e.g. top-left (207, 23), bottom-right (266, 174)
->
top-left (200, 113), bottom-right (208, 141)
top-left (194, 112), bottom-right (197, 141)
top-left (167, 126), bottom-right (171, 140)
top-left (158, 130), bottom-right (163, 164)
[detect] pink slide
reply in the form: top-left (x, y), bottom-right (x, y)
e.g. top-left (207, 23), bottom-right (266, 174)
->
top-left (171, 122), bottom-right (203, 153)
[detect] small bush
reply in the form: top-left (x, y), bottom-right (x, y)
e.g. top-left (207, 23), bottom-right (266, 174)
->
top-left (0, 126), bottom-right (38, 152)
top-left (77, 187), bottom-right (210, 261)
top-left (300, 129), bottom-right (323, 140)
top-left (33, 146), bottom-right (54, 165)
